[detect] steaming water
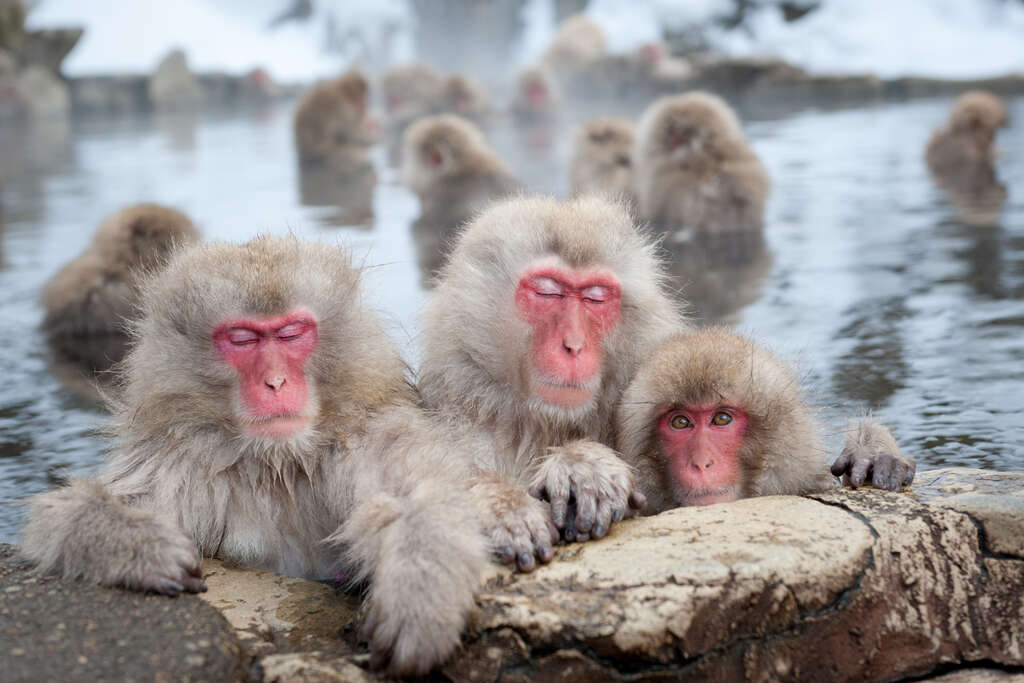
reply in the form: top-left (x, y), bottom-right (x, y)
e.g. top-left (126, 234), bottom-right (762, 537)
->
top-left (0, 95), bottom-right (1022, 541)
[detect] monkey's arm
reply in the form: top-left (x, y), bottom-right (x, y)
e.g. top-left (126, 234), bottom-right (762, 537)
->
top-left (529, 439), bottom-right (646, 543)
top-left (326, 407), bottom-right (488, 676)
top-left (830, 418), bottom-right (916, 492)
top-left (21, 478), bottom-right (205, 595)
top-left (470, 470), bottom-right (558, 573)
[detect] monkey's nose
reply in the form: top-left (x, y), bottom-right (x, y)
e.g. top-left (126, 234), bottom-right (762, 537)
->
top-left (265, 375), bottom-right (286, 391)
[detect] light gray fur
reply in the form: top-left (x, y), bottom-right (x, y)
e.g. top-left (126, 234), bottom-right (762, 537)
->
top-left (23, 235), bottom-right (488, 676)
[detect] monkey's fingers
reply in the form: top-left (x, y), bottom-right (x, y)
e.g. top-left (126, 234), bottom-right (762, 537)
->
top-left (628, 490), bottom-right (647, 511)
top-left (847, 458), bottom-right (872, 488)
top-left (830, 452), bottom-right (852, 478)
top-left (870, 452), bottom-right (896, 491)
top-left (574, 485), bottom-right (598, 534)
top-left (901, 458), bottom-right (917, 486)
top-left (180, 574), bottom-right (207, 593)
top-left (591, 499), bottom-right (614, 539)
top-left (150, 578), bottom-right (184, 597)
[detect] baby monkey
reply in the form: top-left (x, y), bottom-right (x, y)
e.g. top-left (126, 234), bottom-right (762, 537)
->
top-left (569, 117), bottom-right (636, 205)
top-left (617, 327), bottom-right (914, 513)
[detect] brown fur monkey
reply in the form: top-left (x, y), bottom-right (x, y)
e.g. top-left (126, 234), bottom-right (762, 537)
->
top-left (440, 73), bottom-right (494, 125)
top-left (540, 14), bottom-right (606, 79)
top-left (42, 203), bottom-right (199, 338)
top-left (402, 114), bottom-right (521, 229)
top-left (23, 236), bottom-right (488, 675)
top-left (926, 90), bottom-right (1007, 174)
top-left (569, 117), bottom-right (636, 205)
top-left (617, 327), bottom-right (915, 513)
top-left (420, 195), bottom-right (684, 570)
top-left (634, 92), bottom-right (770, 235)
top-left (293, 70), bottom-right (376, 167)
top-left (510, 66), bottom-right (560, 124)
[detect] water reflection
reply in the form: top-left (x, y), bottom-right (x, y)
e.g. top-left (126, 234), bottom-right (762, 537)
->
top-left (297, 161), bottom-right (376, 228)
top-left (831, 297), bottom-right (910, 407)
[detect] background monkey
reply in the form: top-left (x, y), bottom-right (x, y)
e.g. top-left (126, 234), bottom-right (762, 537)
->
top-left (569, 117), bottom-right (637, 205)
top-left (24, 236), bottom-right (488, 676)
top-left (419, 195), bottom-right (684, 569)
top-left (41, 203), bottom-right (199, 338)
top-left (633, 91), bottom-right (770, 235)
top-left (617, 326), bottom-right (915, 513)
top-left (293, 70), bottom-right (375, 167)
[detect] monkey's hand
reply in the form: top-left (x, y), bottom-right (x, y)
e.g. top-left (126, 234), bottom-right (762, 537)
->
top-left (337, 486), bottom-right (487, 676)
top-left (470, 473), bottom-right (558, 573)
top-left (529, 440), bottom-right (646, 543)
top-left (21, 479), bottom-right (205, 596)
top-left (831, 418), bottom-right (916, 492)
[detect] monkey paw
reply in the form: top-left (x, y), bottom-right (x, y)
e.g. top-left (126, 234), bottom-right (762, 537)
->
top-left (831, 418), bottom-right (916, 492)
top-left (471, 475), bottom-right (558, 572)
top-left (529, 440), bottom-right (646, 543)
top-left (360, 564), bottom-right (475, 675)
top-left (126, 521), bottom-right (206, 596)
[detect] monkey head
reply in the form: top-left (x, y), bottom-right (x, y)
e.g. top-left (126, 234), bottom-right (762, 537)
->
top-left (125, 236), bottom-right (400, 456)
top-left (949, 90), bottom-right (1008, 147)
top-left (401, 114), bottom-right (488, 191)
top-left (424, 195), bottom-right (678, 427)
top-left (514, 67), bottom-right (557, 115)
top-left (617, 327), bottom-right (827, 511)
top-left (636, 92), bottom-right (745, 166)
top-left (576, 118), bottom-right (634, 174)
top-left (93, 204), bottom-right (199, 274)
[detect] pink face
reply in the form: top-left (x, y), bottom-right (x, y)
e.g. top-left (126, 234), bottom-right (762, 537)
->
top-left (526, 81), bottom-right (547, 109)
top-left (213, 309), bottom-right (318, 439)
top-left (657, 404), bottom-right (749, 506)
top-left (514, 265), bottom-right (621, 408)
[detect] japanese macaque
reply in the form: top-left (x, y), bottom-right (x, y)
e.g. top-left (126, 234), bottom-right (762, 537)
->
top-left (510, 66), bottom-right (560, 124)
top-left (569, 117), bottom-right (636, 205)
top-left (440, 73), bottom-right (494, 126)
top-left (23, 236), bottom-right (488, 675)
top-left (402, 114), bottom-right (521, 229)
top-left (41, 204), bottom-right (200, 338)
top-left (634, 92), bottom-right (770, 235)
top-left (420, 195), bottom-right (684, 570)
top-left (540, 14), bottom-right (607, 79)
top-left (926, 91), bottom-right (1008, 227)
top-left (616, 327), bottom-right (915, 513)
top-left (380, 63), bottom-right (444, 129)
top-left (565, 43), bottom-right (694, 104)
top-left (293, 70), bottom-right (376, 168)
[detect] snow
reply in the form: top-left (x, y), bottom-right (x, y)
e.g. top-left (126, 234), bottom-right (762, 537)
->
top-left (25, 0), bottom-right (1024, 81)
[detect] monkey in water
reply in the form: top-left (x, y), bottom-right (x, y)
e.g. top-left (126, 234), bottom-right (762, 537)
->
top-left (926, 90), bottom-right (1008, 226)
top-left (569, 117), bottom-right (637, 205)
top-left (420, 195), bottom-right (685, 570)
top-left (23, 236), bottom-right (488, 675)
top-left (510, 66), bottom-right (561, 125)
top-left (616, 327), bottom-right (915, 513)
top-left (41, 203), bottom-right (199, 339)
top-left (439, 73), bottom-right (494, 126)
top-left (293, 70), bottom-right (376, 168)
top-left (540, 14), bottom-right (606, 80)
top-left (634, 91), bottom-right (770, 235)
top-left (402, 114), bottom-right (521, 230)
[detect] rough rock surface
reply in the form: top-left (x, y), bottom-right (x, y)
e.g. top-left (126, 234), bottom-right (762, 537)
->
top-left (199, 469), bottom-right (1023, 682)
top-left (0, 544), bottom-right (244, 682)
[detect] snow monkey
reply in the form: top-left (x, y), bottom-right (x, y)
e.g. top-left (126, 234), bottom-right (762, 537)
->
top-left (402, 113), bottom-right (521, 230)
top-left (569, 116), bottom-right (637, 205)
top-left (926, 90), bottom-right (1007, 176)
top-left (293, 69), bottom-right (376, 167)
top-left (42, 203), bottom-right (199, 338)
top-left (419, 195), bottom-right (684, 570)
top-left (634, 91), bottom-right (770, 235)
top-left (616, 327), bottom-right (915, 513)
top-left (23, 236), bottom-right (488, 676)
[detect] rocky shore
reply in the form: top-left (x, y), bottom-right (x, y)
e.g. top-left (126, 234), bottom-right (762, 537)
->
top-left (2, 468), bottom-right (1021, 682)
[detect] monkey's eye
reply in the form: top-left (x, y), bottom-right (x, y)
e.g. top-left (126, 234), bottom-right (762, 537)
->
top-left (581, 285), bottom-right (611, 304)
top-left (711, 412), bottom-right (733, 426)
top-left (276, 322), bottom-right (309, 342)
top-left (227, 328), bottom-right (260, 346)
top-left (531, 277), bottom-right (564, 298)
top-left (669, 414), bottom-right (691, 430)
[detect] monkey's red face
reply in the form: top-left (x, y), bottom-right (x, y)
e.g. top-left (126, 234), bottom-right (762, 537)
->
top-left (213, 310), bottom-right (318, 440)
top-left (658, 404), bottom-right (748, 506)
top-left (515, 263), bottom-right (621, 409)
top-left (526, 82), bottom-right (547, 109)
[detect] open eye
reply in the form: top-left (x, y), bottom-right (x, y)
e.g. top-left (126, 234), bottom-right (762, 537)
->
top-left (276, 322), bottom-right (309, 342)
top-left (532, 277), bottom-right (564, 298)
top-left (581, 285), bottom-right (611, 304)
top-left (227, 328), bottom-right (260, 346)
top-left (711, 412), bottom-right (733, 426)
top-left (669, 414), bottom-right (691, 430)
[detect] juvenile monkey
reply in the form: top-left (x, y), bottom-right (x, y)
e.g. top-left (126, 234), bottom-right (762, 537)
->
top-left (380, 63), bottom-right (444, 129)
top-left (617, 327), bottom-right (915, 513)
top-left (23, 236), bottom-right (488, 675)
top-left (402, 114), bottom-right (521, 230)
top-left (420, 195), bottom-right (684, 570)
top-left (293, 70), bottom-right (376, 167)
top-left (569, 117), bottom-right (636, 205)
top-left (42, 203), bottom-right (200, 338)
top-left (510, 66), bottom-right (560, 124)
top-left (926, 91), bottom-right (1008, 226)
top-left (440, 73), bottom-right (494, 126)
top-left (540, 14), bottom-right (606, 79)
top-left (634, 92), bottom-right (770, 235)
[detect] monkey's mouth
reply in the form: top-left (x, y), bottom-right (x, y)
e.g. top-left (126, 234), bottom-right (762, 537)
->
top-left (682, 486), bottom-right (738, 507)
top-left (243, 414), bottom-right (311, 439)
top-left (531, 376), bottom-right (599, 409)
